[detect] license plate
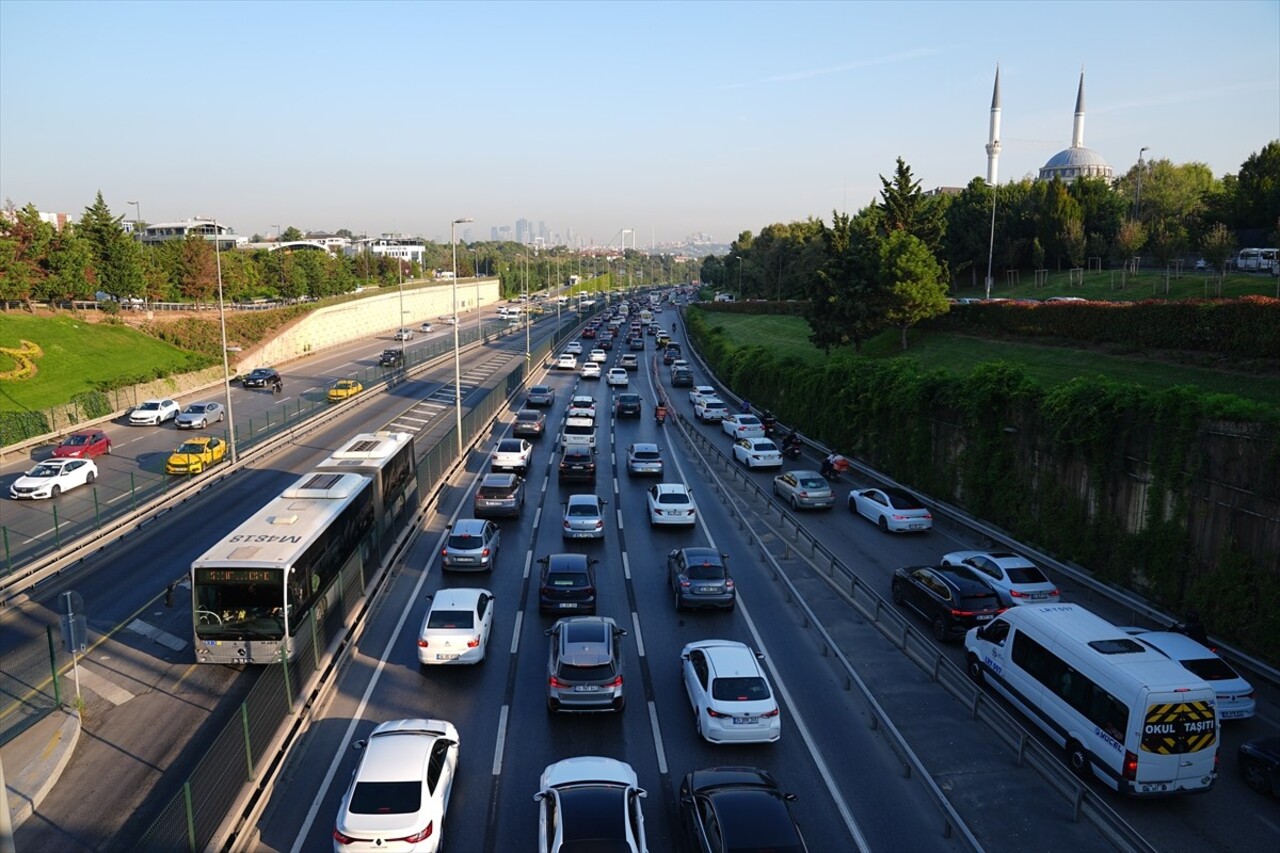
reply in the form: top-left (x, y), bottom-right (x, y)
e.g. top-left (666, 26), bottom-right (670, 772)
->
top-left (976, 614), bottom-right (993, 621)
top-left (436, 653), bottom-right (459, 661)
top-left (484, 501), bottom-right (502, 507)
top-left (909, 523), bottom-right (925, 529)
top-left (732, 717), bottom-right (759, 725)
top-left (1140, 782), bottom-right (1169, 793)
top-left (453, 557), bottom-right (475, 563)
top-left (573, 685), bottom-right (600, 692)
top-left (558, 602), bottom-right (578, 609)
top-left (697, 587), bottom-right (722, 594)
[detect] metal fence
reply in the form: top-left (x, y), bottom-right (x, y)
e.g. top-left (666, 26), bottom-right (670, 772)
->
top-left (0, 625), bottom-right (63, 746)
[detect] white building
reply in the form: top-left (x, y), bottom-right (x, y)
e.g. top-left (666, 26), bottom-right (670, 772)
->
top-left (345, 236), bottom-right (426, 266)
top-left (1037, 71), bottom-right (1113, 183)
top-left (137, 219), bottom-right (248, 250)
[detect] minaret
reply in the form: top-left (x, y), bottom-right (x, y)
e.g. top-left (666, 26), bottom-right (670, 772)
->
top-left (985, 65), bottom-right (1002, 185)
top-left (1071, 68), bottom-right (1085, 149)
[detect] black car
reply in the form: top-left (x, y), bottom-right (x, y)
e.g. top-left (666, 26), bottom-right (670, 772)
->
top-left (1239, 736), bottom-right (1280, 796)
top-left (890, 565), bottom-right (1004, 642)
top-left (512, 409), bottom-right (546, 439)
top-left (614, 393), bottom-right (642, 418)
top-left (598, 337), bottom-right (613, 350)
top-left (669, 547), bottom-right (735, 611)
top-left (558, 445), bottom-right (597, 483)
top-left (662, 347), bottom-right (681, 366)
top-left (242, 367), bottom-right (281, 388)
top-left (537, 554), bottom-right (598, 615)
top-left (378, 349), bottom-right (404, 368)
top-left (679, 767), bottom-right (808, 853)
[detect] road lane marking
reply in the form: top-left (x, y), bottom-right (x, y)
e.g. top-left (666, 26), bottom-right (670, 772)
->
top-left (510, 612), bottom-right (523, 655)
top-left (76, 665), bottom-right (135, 705)
top-left (630, 611), bottom-right (645, 656)
top-left (492, 704), bottom-right (510, 775)
top-left (523, 550), bottom-right (532, 580)
top-left (622, 552), bottom-right (631, 581)
top-left (646, 701), bottom-right (668, 775)
top-left (127, 618), bottom-right (188, 651)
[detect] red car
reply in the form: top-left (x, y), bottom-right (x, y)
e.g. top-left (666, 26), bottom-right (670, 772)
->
top-left (51, 429), bottom-right (112, 459)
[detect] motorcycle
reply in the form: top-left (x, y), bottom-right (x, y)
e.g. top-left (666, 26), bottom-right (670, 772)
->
top-left (655, 406), bottom-right (668, 425)
top-left (760, 411), bottom-right (777, 435)
top-left (782, 436), bottom-right (803, 460)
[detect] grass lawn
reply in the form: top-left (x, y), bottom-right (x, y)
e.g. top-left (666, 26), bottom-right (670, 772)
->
top-left (0, 313), bottom-right (206, 412)
top-left (949, 268), bottom-right (1279, 303)
top-left (695, 311), bottom-right (1280, 408)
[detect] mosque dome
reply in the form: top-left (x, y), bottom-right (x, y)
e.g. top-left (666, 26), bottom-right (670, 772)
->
top-left (1039, 146), bottom-right (1114, 182)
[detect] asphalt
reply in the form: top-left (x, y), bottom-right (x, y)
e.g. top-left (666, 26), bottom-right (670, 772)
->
top-left (2, 708), bottom-right (79, 831)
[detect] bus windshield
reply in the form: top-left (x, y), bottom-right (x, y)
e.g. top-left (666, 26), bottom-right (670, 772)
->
top-left (194, 572), bottom-right (286, 640)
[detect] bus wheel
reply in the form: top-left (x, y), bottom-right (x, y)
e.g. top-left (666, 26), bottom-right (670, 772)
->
top-left (1066, 741), bottom-right (1091, 779)
top-left (966, 654), bottom-right (985, 685)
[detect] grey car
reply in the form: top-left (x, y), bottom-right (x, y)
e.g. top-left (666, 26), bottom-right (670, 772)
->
top-left (512, 409), bottom-right (546, 439)
top-left (527, 384), bottom-right (555, 407)
top-left (668, 547), bottom-right (736, 611)
top-left (175, 401), bottom-right (225, 430)
top-left (474, 472), bottom-right (525, 518)
top-left (545, 616), bottom-right (627, 713)
top-left (562, 493), bottom-right (608, 539)
top-left (771, 470), bottom-right (835, 510)
top-left (440, 518), bottom-right (501, 571)
top-left (625, 443), bottom-right (664, 477)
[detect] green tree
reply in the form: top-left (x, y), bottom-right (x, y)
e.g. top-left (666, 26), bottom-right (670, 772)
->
top-left (943, 178), bottom-right (995, 288)
top-left (877, 157), bottom-right (944, 257)
top-left (878, 230), bottom-right (948, 350)
top-left (177, 235), bottom-right (217, 304)
top-left (281, 226), bottom-right (304, 241)
top-left (1231, 140), bottom-right (1280, 229)
top-left (1113, 218), bottom-right (1146, 270)
top-left (45, 225), bottom-right (95, 303)
top-left (806, 209), bottom-right (887, 354)
top-left (1200, 223), bottom-right (1235, 295)
top-left (78, 191), bottom-right (143, 299)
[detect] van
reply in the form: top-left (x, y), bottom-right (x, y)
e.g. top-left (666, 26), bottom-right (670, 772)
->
top-left (561, 416), bottom-right (597, 449)
top-left (965, 603), bottom-right (1218, 796)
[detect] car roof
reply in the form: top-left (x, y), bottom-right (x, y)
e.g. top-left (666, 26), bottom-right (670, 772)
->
top-left (452, 518), bottom-right (490, 535)
top-left (925, 565), bottom-right (995, 595)
top-left (543, 756), bottom-right (637, 790)
top-left (481, 472), bottom-right (518, 486)
top-left (686, 766), bottom-right (779, 795)
top-left (1127, 630), bottom-right (1218, 659)
top-left (630, 442), bottom-right (659, 453)
top-left (686, 640), bottom-right (761, 676)
top-left (429, 587), bottom-right (490, 610)
top-left (652, 482), bottom-right (689, 495)
top-left (679, 547), bottom-right (723, 565)
top-left (545, 553), bottom-right (590, 572)
top-left (566, 493), bottom-right (601, 507)
top-left (360, 719), bottom-right (457, 781)
top-left (881, 487), bottom-right (924, 507)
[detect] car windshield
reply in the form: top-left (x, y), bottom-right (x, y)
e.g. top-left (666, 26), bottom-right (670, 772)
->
top-left (547, 572), bottom-right (589, 588)
top-left (797, 477), bottom-right (826, 489)
top-left (175, 442), bottom-right (206, 454)
top-left (348, 780), bottom-right (421, 815)
top-left (959, 592), bottom-right (998, 610)
top-left (182, 405), bottom-right (206, 414)
top-left (755, 441), bottom-right (778, 452)
top-left (687, 563), bottom-right (725, 580)
top-left (447, 533), bottom-right (484, 550)
top-left (427, 609), bottom-right (475, 629)
top-left (478, 484), bottom-right (515, 499)
top-left (27, 465), bottom-right (61, 478)
top-left (568, 504), bottom-right (599, 517)
top-left (658, 493), bottom-right (688, 505)
top-left (712, 676), bottom-right (771, 701)
top-left (517, 412), bottom-right (539, 422)
top-left (1177, 657), bottom-right (1240, 681)
top-left (558, 787), bottom-right (629, 846)
top-left (558, 662), bottom-right (616, 681)
top-left (885, 490), bottom-right (925, 509)
top-left (62, 435), bottom-right (90, 446)
top-left (139, 402), bottom-right (161, 411)
top-left (1005, 566), bottom-right (1049, 584)
top-left (531, 386), bottom-right (550, 394)
top-left (497, 441), bottom-right (524, 452)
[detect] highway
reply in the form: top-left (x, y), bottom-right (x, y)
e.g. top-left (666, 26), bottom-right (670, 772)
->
top-left (6, 298), bottom-right (1278, 852)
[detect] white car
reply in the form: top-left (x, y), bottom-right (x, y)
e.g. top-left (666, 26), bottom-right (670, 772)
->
top-left (9, 458), bottom-right (99, 500)
top-left (535, 757), bottom-right (648, 853)
top-left (940, 550), bottom-right (1059, 605)
top-left (848, 487), bottom-right (933, 533)
top-left (606, 368), bottom-right (629, 387)
top-left (394, 328), bottom-right (415, 341)
top-left (568, 396), bottom-right (597, 419)
top-left (681, 640), bottom-right (781, 744)
top-left (565, 341), bottom-right (583, 355)
top-left (1121, 629), bottom-right (1256, 720)
top-left (689, 385), bottom-right (716, 406)
top-left (721, 413), bottom-right (765, 440)
top-left (562, 493), bottom-right (608, 539)
top-left (333, 719), bottom-right (459, 852)
top-left (440, 315), bottom-right (459, 325)
top-left (646, 482), bottom-right (696, 527)
top-left (556, 354), bottom-right (579, 371)
top-left (420, 322), bottom-right (435, 333)
top-left (695, 397), bottom-right (729, 423)
top-left (588, 348), bottom-right (608, 363)
top-left (416, 588), bottom-right (494, 665)
top-left (581, 362), bottom-right (602, 379)
top-left (732, 437), bottom-right (783, 469)
top-left (491, 438), bottom-right (533, 473)
top-left (128, 398), bottom-right (180, 426)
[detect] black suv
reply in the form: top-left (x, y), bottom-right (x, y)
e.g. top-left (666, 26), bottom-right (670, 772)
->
top-left (890, 565), bottom-right (1004, 642)
top-left (614, 393), bottom-right (642, 418)
top-left (671, 366), bottom-right (693, 387)
top-left (379, 348), bottom-right (404, 368)
top-left (242, 367), bottom-right (281, 388)
top-left (558, 445), bottom-right (597, 483)
top-left (538, 554), bottom-right (598, 615)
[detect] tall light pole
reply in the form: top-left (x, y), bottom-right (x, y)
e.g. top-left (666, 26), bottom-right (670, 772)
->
top-left (397, 255), bottom-right (407, 359)
top-left (1134, 146), bottom-right (1150, 219)
top-left (271, 224), bottom-right (281, 243)
top-left (985, 179), bottom-right (998, 301)
top-left (451, 217), bottom-right (473, 455)
top-left (127, 200), bottom-right (142, 235)
top-left (213, 220), bottom-right (238, 464)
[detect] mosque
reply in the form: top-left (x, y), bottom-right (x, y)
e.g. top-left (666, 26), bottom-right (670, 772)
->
top-left (984, 66), bottom-right (1114, 185)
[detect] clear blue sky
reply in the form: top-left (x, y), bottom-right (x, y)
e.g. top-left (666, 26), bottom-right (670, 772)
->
top-left (1, 1), bottom-right (1276, 247)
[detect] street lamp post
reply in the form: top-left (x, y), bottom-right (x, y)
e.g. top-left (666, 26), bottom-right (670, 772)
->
top-left (127, 200), bottom-right (142, 235)
top-left (451, 217), bottom-right (473, 456)
top-left (1134, 146), bottom-right (1150, 219)
top-left (213, 220), bottom-right (238, 464)
top-left (398, 257), bottom-right (407, 359)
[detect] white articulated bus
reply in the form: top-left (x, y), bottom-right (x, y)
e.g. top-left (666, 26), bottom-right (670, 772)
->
top-left (314, 431), bottom-right (416, 546)
top-left (965, 603), bottom-right (1218, 796)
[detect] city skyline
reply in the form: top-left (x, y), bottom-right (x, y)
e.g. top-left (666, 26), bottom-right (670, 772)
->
top-left (1, 1), bottom-right (1276, 246)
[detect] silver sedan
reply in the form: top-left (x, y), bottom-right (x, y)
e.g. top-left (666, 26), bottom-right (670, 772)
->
top-left (772, 470), bottom-right (834, 510)
top-left (175, 401), bottom-right (226, 429)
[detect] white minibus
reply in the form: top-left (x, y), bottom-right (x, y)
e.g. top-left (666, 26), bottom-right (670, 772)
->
top-left (965, 603), bottom-right (1218, 796)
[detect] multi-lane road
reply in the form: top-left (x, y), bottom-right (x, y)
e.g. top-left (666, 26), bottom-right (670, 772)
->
top-left (7, 300), bottom-right (1278, 852)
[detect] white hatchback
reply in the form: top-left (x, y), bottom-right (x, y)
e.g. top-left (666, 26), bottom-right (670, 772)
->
top-left (416, 588), bottom-right (494, 665)
top-left (681, 640), bottom-right (781, 744)
top-left (606, 368), bottom-right (629, 386)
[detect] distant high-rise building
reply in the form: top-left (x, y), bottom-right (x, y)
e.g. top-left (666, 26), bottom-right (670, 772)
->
top-left (491, 226), bottom-right (499, 241)
top-left (498, 226), bottom-right (513, 242)
top-left (538, 220), bottom-right (547, 242)
top-left (516, 218), bottom-right (529, 245)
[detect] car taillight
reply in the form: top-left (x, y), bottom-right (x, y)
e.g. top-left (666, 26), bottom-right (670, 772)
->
top-left (679, 580), bottom-right (691, 588)
top-left (1123, 751), bottom-right (1138, 780)
top-left (584, 586), bottom-right (595, 597)
top-left (951, 609), bottom-right (974, 617)
top-left (417, 639), bottom-right (429, 648)
top-left (467, 636), bottom-right (481, 648)
top-left (1049, 588), bottom-right (1060, 597)
top-left (440, 548), bottom-right (448, 557)
top-left (725, 579), bottom-right (734, 589)
top-left (594, 520), bottom-right (603, 529)
top-left (563, 520), bottom-right (571, 529)
top-left (761, 708), bottom-right (780, 718)
top-left (550, 676), bottom-right (567, 688)
top-left (1009, 589), bottom-right (1026, 598)
top-left (333, 828), bottom-right (355, 845)
top-left (398, 822), bottom-right (433, 844)
top-left (482, 548), bottom-right (491, 557)
top-left (707, 707), bottom-right (730, 718)
top-left (605, 676), bottom-right (623, 688)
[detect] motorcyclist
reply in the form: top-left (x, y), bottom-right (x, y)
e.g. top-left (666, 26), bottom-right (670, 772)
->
top-left (741, 399), bottom-right (752, 414)
top-left (655, 403), bottom-right (668, 423)
top-left (821, 451), bottom-right (849, 479)
top-left (271, 376), bottom-right (283, 394)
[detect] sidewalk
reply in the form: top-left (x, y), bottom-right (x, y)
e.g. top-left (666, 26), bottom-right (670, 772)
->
top-left (1, 708), bottom-right (80, 830)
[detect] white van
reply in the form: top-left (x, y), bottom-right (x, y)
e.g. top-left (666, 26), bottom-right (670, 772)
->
top-left (965, 603), bottom-right (1218, 796)
top-left (560, 416), bottom-right (596, 449)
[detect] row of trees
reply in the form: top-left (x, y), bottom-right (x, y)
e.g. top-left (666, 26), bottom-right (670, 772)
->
top-left (0, 192), bottom-right (697, 308)
top-left (700, 142), bottom-right (1280, 338)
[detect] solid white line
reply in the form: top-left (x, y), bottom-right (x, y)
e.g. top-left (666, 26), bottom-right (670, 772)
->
top-left (510, 612), bottom-right (523, 655)
top-left (523, 550), bottom-right (532, 580)
top-left (492, 704), bottom-right (509, 775)
top-left (630, 611), bottom-right (645, 657)
top-left (622, 552), bottom-right (631, 581)
top-left (646, 701), bottom-right (668, 775)
top-left (615, 508), bottom-right (624, 530)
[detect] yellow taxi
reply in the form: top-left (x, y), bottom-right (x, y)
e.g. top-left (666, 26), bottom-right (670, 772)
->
top-left (327, 379), bottom-right (364, 402)
top-left (166, 436), bottom-right (228, 474)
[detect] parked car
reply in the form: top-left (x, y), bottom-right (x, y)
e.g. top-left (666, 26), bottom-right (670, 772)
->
top-left (771, 470), bottom-right (834, 510)
top-left (558, 445), bottom-right (597, 483)
top-left (10, 458), bottom-right (98, 500)
top-left (416, 588), bottom-right (494, 665)
top-left (512, 409), bottom-right (546, 439)
top-left (440, 518), bottom-right (500, 571)
top-left (473, 472), bottom-right (525, 518)
top-left (379, 349), bottom-right (405, 368)
top-left (51, 429), bottom-right (112, 458)
top-left (1122, 628), bottom-right (1256, 720)
top-left (537, 553), bottom-right (598, 615)
top-left (849, 487), bottom-right (933, 533)
top-left (647, 482), bottom-right (696, 527)
top-left (332, 719), bottom-right (458, 853)
top-left (681, 640), bottom-right (781, 743)
top-left (669, 547), bottom-right (735, 611)
top-left (128, 398), bottom-right (179, 426)
top-left (732, 437), bottom-right (783, 469)
top-left (490, 438), bottom-right (533, 474)
top-left (562, 493), bottom-right (608, 539)
top-left (614, 393), bottom-right (642, 418)
top-left (625, 443), bottom-right (664, 477)
top-left (526, 385), bottom-right (555, 407)
top-left (891, 565), bottom-right (1004, 642)
top-left (165, 436), bottom-right (228, 474)
top-left (241, 367), bottom-right (280, 388)
top-left (174, 402), bottom-right (225, 430)
top-left (1239, 737), bottom-right (1280, 796)
top-left (534, 757), bottom-right (647, 853)
top-left (545, 616), bottom-right (628, 713)
top-left (679, 767), bottom-right (808, 853)
top-left (581, 362), bottom-right (602, 380)
top-left (940, 550), bottom-right (1059, 605)
top-left (327, 379), bottom-right (363, 402)
top-left (606, 368), bottom-right (629, 387)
